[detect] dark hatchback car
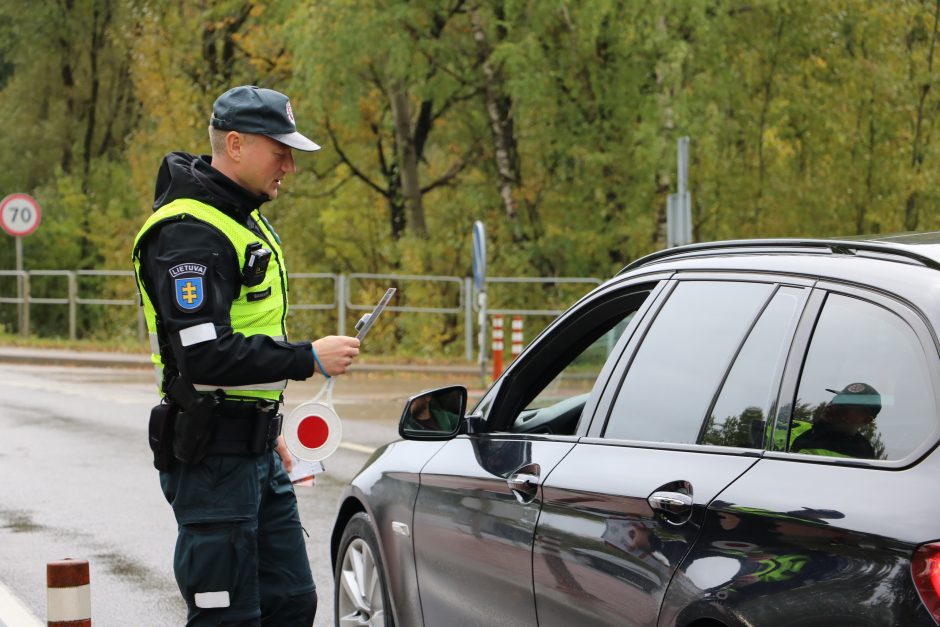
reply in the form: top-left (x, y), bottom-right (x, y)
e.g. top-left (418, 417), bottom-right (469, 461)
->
top-left (330, 235), bottom-right (940, 627)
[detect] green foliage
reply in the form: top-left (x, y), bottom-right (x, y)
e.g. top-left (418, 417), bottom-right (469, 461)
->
top-left (2, 0), bottom-right (940, 351)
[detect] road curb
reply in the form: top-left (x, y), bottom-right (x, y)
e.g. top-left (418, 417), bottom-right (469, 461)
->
top-left (0, 347), bottom-right (481, 375)
top-left (0, 347), bottom-right (149, 369)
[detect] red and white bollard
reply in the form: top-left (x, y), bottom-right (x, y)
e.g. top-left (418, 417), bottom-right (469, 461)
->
top-left (47, 559), bottom-right (91, 626)
top-left (491, 314), bottom-right (504, 380)
top-left (511, 315), bottom-right (524, 361)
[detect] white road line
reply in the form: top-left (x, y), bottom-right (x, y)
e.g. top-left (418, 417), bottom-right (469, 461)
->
top-left (339, 442), bottom-right (377, 454)
top-left (0, 580), bottom-right (42, 627)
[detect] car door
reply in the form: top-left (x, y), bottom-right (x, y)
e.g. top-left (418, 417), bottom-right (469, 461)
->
top-left (411, 279), bottom-right (668, 627)
top-left (659, 284), bottom-right (940, 627)
top-left (532, 277), bottom-right (813, 627)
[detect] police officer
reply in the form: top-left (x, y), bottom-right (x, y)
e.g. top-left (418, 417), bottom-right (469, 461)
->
top-left (791, 382), bottom-right (882, 459)
top-left (132, 85), bottom-right (360, 626)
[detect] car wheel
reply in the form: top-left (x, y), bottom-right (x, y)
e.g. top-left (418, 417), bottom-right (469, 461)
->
top-left (334, 511), bottom-right (393, 627)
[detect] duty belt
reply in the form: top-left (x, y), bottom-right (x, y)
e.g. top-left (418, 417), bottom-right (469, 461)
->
top-left (164, 375), bottom-right (283, 458)
top-left (206, 399), bottom-right (283, 456)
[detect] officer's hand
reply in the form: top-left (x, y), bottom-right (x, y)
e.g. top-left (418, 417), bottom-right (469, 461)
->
top-left (275, 435), bottom-right (293, 473)
top-left (312, 335), bottom-right (360, 376)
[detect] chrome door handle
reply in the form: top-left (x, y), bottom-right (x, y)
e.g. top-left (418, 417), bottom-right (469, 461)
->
top-left (507, 463), bottom-right (540, 504)
top-left (648, 490), bottom-right (693, 523)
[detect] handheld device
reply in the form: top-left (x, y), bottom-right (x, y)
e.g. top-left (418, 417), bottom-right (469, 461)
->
top-left (354, 287), bottom-right (397, 342)
top-left (283, 287), bottom-right (397, 462)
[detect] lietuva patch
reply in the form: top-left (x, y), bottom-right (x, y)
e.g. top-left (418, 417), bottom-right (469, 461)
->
top-left (170, 263), bottom-right (207, 312)
top-left (169, 263), bottom-right (207, 278)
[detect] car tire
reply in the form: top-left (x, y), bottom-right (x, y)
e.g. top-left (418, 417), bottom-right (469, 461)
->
top-left (334, 511), bottom-right (394, 627)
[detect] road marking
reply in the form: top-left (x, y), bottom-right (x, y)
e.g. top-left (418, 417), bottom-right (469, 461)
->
top-left (0, 580), bottom-right (42, 627)
top-left (340, 442), bottom-right (377, 454)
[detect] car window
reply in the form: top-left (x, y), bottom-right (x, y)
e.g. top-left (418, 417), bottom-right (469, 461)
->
top-left (482, 288), bottom-right (655, 436)
top-left (785, 293), bottom-right (937, 461)
top-left (699, 286), bottom-right (806, 448)
top-left (509, 312), bottom-right (637, 435)
top-left (604, 281), bottom-right (774, 443)
top-left (525, 313), bottom-right (635, 411)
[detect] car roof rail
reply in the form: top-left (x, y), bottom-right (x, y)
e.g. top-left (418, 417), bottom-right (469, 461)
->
top-left (618, 238), bottom-right (940, 274)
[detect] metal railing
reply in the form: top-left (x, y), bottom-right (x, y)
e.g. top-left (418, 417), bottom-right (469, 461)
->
top-left (0, 270), bottom-right (603, 361)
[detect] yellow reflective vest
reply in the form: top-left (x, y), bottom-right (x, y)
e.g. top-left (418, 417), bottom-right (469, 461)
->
top-left (132, 198), bottom-right (289, 401)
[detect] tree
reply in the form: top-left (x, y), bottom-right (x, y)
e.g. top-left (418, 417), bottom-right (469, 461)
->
top-left (288, 0), bottom-right (480, 247)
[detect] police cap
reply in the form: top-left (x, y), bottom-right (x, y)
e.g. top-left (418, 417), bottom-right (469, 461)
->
top-left (210, 85), bottom-right (320, 152)
top-left (825, 382), bottom-right (882, 416)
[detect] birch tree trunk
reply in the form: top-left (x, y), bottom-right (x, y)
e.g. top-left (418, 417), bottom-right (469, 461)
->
top-left (470, 5), bottom-right (518, 227)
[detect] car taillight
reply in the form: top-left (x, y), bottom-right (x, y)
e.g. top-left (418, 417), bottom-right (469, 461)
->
top-left (913, 542), bottom-right (940, 624)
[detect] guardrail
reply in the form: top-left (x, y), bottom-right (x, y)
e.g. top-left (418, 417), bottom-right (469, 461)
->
top-left (0, 270), bottom-right (603, 361)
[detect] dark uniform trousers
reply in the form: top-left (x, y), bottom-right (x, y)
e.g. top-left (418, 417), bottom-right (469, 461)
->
top-left (160, 449), bottom-right (317, 626)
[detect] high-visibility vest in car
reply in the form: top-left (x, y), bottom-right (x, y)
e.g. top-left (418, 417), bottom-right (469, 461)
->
top-left (132, 197), bottom-right (289, 401)
top-left (767, 418), bottom-right (814, 451)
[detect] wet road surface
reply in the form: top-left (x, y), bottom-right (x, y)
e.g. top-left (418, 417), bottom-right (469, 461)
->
top-left (0, 363), bottom-right (470, 626)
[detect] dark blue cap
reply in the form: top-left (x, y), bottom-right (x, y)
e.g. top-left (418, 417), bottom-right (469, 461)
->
top-left (210, 85), bottom-right (320, 152)
top-left (825, 382), bottom-right (881, 413)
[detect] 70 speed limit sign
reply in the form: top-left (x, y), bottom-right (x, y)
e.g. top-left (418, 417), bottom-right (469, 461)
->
top-left (0, 193), bottom-right (42, 237)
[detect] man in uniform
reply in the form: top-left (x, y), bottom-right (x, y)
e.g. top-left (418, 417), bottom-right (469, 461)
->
top-left (132, 85), bottom-right (360, 626)
top-left (791, 382), bottom-right (882, 459)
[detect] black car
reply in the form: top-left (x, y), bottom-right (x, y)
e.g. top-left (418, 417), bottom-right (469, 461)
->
top-left (331, 235), bottom-right (940, 627)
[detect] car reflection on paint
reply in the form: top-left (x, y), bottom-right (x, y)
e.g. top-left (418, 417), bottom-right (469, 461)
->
top-left (330, 235), bottom-right (940, 627)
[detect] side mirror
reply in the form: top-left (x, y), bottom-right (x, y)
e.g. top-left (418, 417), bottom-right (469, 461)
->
top-left (399, 385), bottom-right (467, 441)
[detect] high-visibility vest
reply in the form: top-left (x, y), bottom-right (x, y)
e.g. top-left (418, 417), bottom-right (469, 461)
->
top-left (132, 198), bottom-right (290, 401)
top-left (767, 417), bottom-right (814, 451)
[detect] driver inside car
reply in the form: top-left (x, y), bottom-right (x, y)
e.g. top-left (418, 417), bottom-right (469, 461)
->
top-left (405, 391), bottom-right (461, 432)
top-left (790, 382), bottom-right (882, 459)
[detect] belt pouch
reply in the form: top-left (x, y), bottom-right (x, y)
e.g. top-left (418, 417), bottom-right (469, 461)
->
top-left (248, 401), bottom-right (279, 454)
top-left (249, 410), bottom-right (271, 454)
top-left (173, 393), bottom-right (220, 465)
top-left (148, 403), bottom-right (177, 471)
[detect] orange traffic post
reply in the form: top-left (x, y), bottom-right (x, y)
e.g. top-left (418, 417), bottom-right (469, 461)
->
top-left (47, 559), bottom-right (90, 626)
top-left (491, 314), bottom-right (504, 380)
top-left (511, 315), bottom-right (524, 361)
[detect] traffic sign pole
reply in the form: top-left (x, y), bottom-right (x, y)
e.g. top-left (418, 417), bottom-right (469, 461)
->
top-left (472, 221), bottom-right (487, 383)
top-left (1, 193), bottom-right (42, 336)
top-left (16, 237), bottom-right (23, 335)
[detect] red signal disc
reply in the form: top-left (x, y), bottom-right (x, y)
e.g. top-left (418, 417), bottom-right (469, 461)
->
top-left (298, 415), bottom-right (330, 449)
top-left (284, 399), bottom-right (342, 461)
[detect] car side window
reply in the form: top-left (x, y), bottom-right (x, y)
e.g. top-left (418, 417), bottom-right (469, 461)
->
top-left (785, 293), bottom-right (937, 461)
top-left (521, 312), bottom-right (634, 405)
top-left (699, 286), bottom-right (806, 448)
top-left (604, 281), bottom-right (774, 443)
top-left (508, 312), bottom-right (638, 435)
top-left (485, 288), bottom-right (654, 436)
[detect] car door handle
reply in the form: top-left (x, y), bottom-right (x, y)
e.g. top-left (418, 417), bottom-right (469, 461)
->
top-left (507, 463), bottom-right (541, 504)
top-left (648, 491), bottom-right (693, 517)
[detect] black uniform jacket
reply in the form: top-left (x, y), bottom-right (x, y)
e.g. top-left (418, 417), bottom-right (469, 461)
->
top-left (791, 421), bottom-right (877, 459)
top-left (136, 152), bottom-right (315, 388)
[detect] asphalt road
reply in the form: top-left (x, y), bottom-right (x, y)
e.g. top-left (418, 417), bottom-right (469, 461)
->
top-left (0, 362), bottom-right (469, 626)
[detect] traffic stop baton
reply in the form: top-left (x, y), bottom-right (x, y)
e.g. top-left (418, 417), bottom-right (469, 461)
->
top-left (283, 288), bottom-right (396, 462)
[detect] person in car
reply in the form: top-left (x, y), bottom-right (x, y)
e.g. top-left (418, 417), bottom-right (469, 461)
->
top-left (790, 382), bottom-right (881, 459)
top-left (405, 392), bottom-right (461, 432)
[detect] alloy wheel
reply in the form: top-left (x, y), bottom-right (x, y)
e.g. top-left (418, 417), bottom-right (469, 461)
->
top-left (337, 537), bottom-right (386, 626)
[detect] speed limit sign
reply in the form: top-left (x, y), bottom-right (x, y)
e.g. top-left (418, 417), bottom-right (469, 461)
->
top-left (0, 193), bottom-right (42, 237)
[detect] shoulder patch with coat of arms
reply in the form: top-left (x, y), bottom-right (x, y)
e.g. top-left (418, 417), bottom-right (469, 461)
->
top-left (170, 263), bottom-right (208, 312)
